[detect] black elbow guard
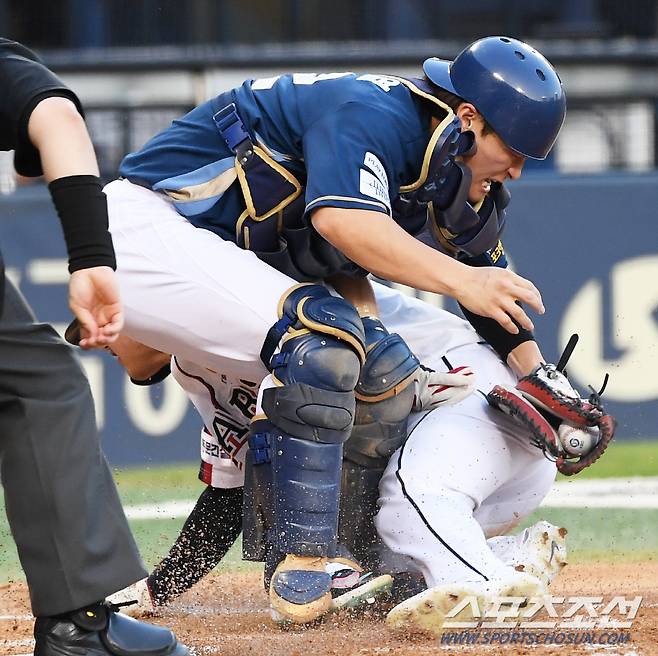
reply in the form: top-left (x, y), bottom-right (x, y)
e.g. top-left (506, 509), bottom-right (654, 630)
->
top-left (459, 303), bottom-right (534, 361)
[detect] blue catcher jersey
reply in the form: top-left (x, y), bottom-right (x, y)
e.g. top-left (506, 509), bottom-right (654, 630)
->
top-left (120, 72), bottom-right (438, 243)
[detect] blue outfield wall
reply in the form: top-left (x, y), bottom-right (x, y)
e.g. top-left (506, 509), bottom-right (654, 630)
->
top-left (0, 173), bottom-right (656, 466)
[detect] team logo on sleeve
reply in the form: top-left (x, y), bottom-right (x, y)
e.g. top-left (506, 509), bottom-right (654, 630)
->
top-left (360, 152), bottom-right (390, 209)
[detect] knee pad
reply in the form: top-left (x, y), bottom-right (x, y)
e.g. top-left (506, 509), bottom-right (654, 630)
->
top-left (356, 316), bottom-right (419, 400)
top-left (346, 317), bottom-right (419, 467)
top-left (261, 283), bottom-right (366, 445)
top-left (261, 283), bottom-right (366, 372)
top-left (247, 285), bottom-right (367, 557)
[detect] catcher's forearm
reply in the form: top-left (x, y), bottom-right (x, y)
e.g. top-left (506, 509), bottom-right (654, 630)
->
top-left (312, 207), bottom-right (467, 296)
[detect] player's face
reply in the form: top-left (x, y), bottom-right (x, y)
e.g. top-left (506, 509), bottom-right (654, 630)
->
top-left (457, 110), bottom-right (526, 204)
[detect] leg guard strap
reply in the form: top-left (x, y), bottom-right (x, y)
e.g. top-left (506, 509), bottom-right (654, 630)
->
top-left (242, 421), bottom-right (274, 561)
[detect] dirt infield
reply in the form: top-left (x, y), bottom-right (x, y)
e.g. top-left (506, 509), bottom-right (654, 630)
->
top-left (2, 562), bottom-right (657, 655)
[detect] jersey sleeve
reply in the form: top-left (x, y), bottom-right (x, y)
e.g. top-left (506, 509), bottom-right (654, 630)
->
top-left (302, 101), bottom-right (400, 217)
top-left (0, 39), bottom-right (83, 177)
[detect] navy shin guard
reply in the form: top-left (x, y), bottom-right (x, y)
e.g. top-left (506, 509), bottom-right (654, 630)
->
top-left (245, 285), bottom-right (365, 570)
top-left (272, 433), bottom-right (343, 556)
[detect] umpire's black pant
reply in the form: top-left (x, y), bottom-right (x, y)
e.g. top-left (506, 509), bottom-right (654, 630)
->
top-left (0, 276), bottom-right (146, 616)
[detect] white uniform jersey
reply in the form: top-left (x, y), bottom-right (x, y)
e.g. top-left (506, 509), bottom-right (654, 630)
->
top-left (171, 357), bottom-right (259, 488)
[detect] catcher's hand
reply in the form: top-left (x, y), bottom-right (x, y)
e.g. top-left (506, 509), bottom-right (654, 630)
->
top-left (412, 364), bottom-right (475, 411)
top-left (487, 363), bottom-right (615, 476)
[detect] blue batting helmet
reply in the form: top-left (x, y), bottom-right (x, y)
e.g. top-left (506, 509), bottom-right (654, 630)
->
top-left (423, 36), bottom-right (566, 160)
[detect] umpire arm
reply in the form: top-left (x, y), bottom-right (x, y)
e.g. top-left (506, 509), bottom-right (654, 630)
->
top-left (27, 95), bottom-right (121, 346)
top-left (27, 96), bottom-right (100, 181)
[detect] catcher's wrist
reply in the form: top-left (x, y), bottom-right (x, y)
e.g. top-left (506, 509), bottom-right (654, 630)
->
top-left (460, 302), bottom-right (534, 361)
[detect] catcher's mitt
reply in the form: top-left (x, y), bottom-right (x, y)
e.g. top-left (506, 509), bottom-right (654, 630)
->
top-left (487, 360), bottom-right (615, 476)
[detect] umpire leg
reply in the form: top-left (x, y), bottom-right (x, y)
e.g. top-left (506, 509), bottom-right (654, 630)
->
top-left (0, 278), bottom-right (146, 616)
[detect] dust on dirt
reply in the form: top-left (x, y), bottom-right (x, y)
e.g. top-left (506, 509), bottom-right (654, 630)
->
top-left (2, 562), bottom-right (656, 655)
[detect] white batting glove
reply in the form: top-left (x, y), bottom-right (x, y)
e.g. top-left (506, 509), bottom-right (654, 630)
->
top-left (412, 364), bottom-right (476, 411)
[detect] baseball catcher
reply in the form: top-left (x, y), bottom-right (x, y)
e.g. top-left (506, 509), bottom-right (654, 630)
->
top-left (88, 32), bottom-right (562, 625)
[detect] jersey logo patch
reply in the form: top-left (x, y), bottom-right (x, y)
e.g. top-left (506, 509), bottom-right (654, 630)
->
top-left (356, 74), bottom-right (401, 92)
top-left (364, 152), bottom-right (389, 190)
top-left (360, 152), bottom-right (390, 209)
top-left (360, 169), bottom-right (390, 209)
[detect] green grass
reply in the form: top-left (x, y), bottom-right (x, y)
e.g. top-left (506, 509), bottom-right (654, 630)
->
top-left (1, 441), bottom-right (657, 584)
top-left (111, 463), bottom-right (203, 506)
top-left (519, 508), bottom-right (658, 563)
top-left (128, 518), bottom-right (255, 572)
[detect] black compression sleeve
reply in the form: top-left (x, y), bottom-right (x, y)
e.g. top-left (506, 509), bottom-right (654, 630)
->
top-left (459, 303), bottom-right (535, 362)
top-left (48, 175), bottom-right (116, 273)
top-left (147, 486), bottom-right (243, 606)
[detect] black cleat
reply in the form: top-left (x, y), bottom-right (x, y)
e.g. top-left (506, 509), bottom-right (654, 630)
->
top-left (34, 601), bottom-right (189, 656)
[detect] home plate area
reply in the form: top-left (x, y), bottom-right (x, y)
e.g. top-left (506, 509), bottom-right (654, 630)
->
top-left (2, 565), bottom-right (657, 656)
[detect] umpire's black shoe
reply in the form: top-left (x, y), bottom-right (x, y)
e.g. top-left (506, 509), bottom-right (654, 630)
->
top-left (34, 601), bottom-right (189, 656)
